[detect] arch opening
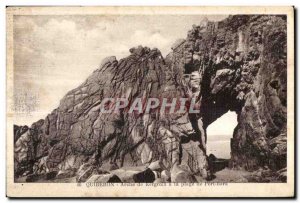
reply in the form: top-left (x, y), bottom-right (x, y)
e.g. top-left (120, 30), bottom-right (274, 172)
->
top-left (206, 111), bottom-right (238, 160)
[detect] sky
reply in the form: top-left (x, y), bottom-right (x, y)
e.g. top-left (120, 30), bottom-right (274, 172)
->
top-left (12, 14), bottom-right (237, 137)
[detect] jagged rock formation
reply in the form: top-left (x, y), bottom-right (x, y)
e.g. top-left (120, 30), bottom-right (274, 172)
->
top-left (14, 15), bottom-right (287, 182)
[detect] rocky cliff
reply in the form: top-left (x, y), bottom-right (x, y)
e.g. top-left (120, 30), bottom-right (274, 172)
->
top-left (14, 15), bottom-right (287, 183)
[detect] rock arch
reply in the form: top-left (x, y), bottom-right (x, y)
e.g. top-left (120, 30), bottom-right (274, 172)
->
top-left (171, 15), bottom-right (287, 172)
top-left (14, 15), bottom-right (287, 182)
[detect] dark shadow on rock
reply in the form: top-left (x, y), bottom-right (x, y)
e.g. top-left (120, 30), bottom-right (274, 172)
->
top-left (46, 171), bottom-right (58, 180)
top-left (208, 154), bottom-right (229, 173)
top-left (180, 133), bottom-right (200, 144)
top-left (133, 168), bottom-right (155, 183)
top-left (107, 174), bottom-right (122, 183)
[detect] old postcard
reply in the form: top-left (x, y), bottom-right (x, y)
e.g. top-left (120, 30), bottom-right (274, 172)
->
top-left (6, 6), bottom-right (294, 198)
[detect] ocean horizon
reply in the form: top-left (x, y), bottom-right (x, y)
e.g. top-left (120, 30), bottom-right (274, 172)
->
top-left (207, 134), bottom-right (232, 159)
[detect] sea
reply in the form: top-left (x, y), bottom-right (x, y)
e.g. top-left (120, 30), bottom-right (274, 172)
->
top-left (206, 135), bottom-right (232, 159)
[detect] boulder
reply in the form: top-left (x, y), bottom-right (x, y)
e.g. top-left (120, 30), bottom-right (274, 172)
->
top-left (76, 163), bottom-right (95, 183)
top-left (148, 160), bottom-right (164, 172)
top-left (171, 165), bottom-right (197, 183)
top-left (133, 168), bottom-right (156, 183)
top-left (110, 167), bottom-right (155, 183)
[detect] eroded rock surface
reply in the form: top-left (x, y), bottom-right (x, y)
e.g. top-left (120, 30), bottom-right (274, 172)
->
top-left (14, 15), bottom-right (287, 182)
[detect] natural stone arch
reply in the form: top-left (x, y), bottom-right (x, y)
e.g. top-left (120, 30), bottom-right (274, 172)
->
top-left (171, 15), bottom-right (287, 172)
top-left (13, 15), bottom-right (287, 183)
